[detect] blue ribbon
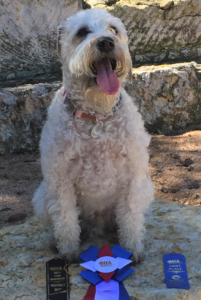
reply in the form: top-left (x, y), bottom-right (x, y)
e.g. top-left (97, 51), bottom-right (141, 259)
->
top-left (79, 244), bottom-right (134, 300)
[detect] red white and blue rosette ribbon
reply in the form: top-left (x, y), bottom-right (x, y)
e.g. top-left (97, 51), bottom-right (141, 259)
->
top-left (79, 244), bottom-right (134, 300)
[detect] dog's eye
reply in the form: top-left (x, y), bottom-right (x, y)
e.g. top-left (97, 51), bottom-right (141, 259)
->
top-left (110, 26), bottom-right (118, 35)
top-left (76, 27), bottom-right (91, 38)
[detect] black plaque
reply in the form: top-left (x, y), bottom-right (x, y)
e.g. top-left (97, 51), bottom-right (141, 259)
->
top-left (46, 258), bottom-right (70, 300)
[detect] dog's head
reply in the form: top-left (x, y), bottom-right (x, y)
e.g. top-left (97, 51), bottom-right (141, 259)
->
top-left (58, 9), bottom-right (132, 103)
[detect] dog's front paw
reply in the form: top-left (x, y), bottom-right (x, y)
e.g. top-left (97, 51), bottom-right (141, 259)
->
top-left (57, 242), bottom-right (81, 263)
top-left (60, 251), bottom-right (81, 263)
top-left (130, 250), bottom-right (145, 265)
top-left (121, 241), bottom-right (145, 265)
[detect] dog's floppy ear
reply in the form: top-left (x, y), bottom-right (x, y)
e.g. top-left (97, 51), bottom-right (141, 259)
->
top-left (57, 26), bottom-right (65, 58)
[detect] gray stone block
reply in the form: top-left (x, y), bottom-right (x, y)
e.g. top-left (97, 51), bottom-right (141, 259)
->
top-left (0, 0), bottom-right (80, 87)
top-left (1, 61), bottom-right (201, 154)
top-left (87, 0), bottom-right (201, 65)
top-left (0, 82), bottom-right (61, 154)
top-left (126, 62), bottom-right (201, 133)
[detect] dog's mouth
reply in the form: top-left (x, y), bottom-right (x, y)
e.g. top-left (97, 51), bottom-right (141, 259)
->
top-left (92, 57), bottom-right (119, 95)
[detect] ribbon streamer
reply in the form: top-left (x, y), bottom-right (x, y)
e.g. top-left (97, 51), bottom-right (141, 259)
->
top-left (79, 244), bottom-right (134, 300)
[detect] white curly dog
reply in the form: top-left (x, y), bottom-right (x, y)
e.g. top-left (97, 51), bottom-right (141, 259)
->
top-left (33, 8), bottom-right (154, 261)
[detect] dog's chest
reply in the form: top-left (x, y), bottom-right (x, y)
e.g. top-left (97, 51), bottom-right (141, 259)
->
top-left (69, 120), bottom-right (129, 203)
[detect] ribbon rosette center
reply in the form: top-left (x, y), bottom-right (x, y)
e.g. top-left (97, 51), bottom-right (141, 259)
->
top-left (79, 244), bottom-right (134, 300)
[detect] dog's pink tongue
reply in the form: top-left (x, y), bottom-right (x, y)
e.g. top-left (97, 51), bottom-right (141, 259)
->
top-left (94, 58), bottom-right (119, 95)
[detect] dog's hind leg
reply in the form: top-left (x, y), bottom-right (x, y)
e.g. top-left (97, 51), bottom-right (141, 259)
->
top-left (32, 180), bottom-right (52, 225)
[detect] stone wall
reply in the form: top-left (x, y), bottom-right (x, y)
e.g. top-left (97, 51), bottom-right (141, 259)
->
top-left (0, 0), bottom-right (81, 87)
top-left (127, 62), bottom-right (201, 133)
top-left (0, 0), bottom-right (81, 153)
top-left (1, 61), bottom-right (201, 155)
top-left (86, 0), bottom-right (201, 133)
top-left (0, 82), bottom-right (60, 154)
top-left (86, 0), bottom-right (201, 66)
top-left (0, 0), bottom-right (201, 153)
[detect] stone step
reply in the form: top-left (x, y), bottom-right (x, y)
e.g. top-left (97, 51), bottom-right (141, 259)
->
top-left (127, 61), bottom-right (201, 133)
top-left (0, 82), bottom-right (60, 154)
top-left (86, 0), bottom-right (201, 65)
top-left (0, 198), bottom-right (200, 300)
top-left (0, 61), bottom-right (200, 154)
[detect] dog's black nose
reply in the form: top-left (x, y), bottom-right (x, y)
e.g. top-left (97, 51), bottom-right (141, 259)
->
top-left (97, 37), bottom-right (114, 52)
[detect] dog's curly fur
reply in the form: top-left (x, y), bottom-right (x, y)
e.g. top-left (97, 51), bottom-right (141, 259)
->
top-left (32, 8), bottom-right (154, 261)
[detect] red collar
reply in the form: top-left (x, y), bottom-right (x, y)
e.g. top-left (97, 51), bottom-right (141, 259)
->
top-left (74, 110), bottom-right (107, 123)
top-left (60, 86), bottom-right (120, 123)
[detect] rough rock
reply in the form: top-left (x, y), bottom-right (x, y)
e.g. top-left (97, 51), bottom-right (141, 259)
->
top-left (1, 61), bottom-right (201, 154)
top-left (0, 198), bottom-right (201, 300)
top-left (0, 82), bottom-right (61, 154)
top-left (0, 0), bottom-right (81, 87)
top-left (7, 213), bottom-right (27, 223)
top-left (86, 0), bottom-right (201, 65)
top-left (126, 62), bottom-right (201, 133)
